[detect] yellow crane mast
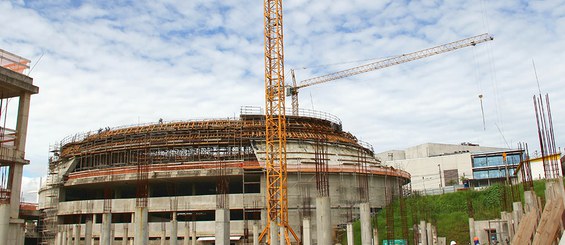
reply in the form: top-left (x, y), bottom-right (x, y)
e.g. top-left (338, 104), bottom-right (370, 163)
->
top-left (261, 0), bottom-right (300, 244)
top-left (289, 33), bottom-right (494, 115)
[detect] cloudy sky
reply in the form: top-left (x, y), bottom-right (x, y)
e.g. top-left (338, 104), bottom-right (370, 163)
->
top-left (1, 1), bottom-right (564, 200)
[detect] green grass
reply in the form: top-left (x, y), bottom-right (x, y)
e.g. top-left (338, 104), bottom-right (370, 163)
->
top-left (343, 180), bottom-right (550, 245)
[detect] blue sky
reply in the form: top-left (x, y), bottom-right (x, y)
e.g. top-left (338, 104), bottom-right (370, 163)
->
top-left (1, 0), bottom-right (564, 201)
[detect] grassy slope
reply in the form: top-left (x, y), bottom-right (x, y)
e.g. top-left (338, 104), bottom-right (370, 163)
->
top-left (346, 180), bottom-right (548, 245)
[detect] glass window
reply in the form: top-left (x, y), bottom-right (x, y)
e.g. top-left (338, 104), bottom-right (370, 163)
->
top-left (487, 156), bottom-right (503, 167)
top-left (473, 157), bottom-right (487, 168)
top-left (473, 170), bottom-right (489, 179)
top-left (507, 154), bottom-right (520, 165)
top-left (488, 169), bottom-right (501, 178)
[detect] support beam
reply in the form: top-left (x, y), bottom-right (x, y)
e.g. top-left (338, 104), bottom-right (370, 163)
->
top-left (191, 222), bottom-right (196, 245)
top-left (360, 202), bottom-right (372, 245)
top-left (74, 224), bottom-right (80, 245)
top-left (170, 212), bottom-right (178, 245)
top-left (468, 218), bottom-right (475, 245)
top-left (101, 212), bottom-right (112, 245)
top-left (134, 207), bottom-right (148, 245)
top-left (85, 218), bottom-right (93, 245)
top-left (373, 228), bottom-right (379, 245)
top-left (347, 223), bottom-right (354, 245)
top-left (419, 221), bottom-right (427, 245)
top-left (184, 223), bottom-right (190, 245)
top-left (122, 224), bottom-right (128, 245)
top-left (302, 218), bottom-right (311, 245)
top-left (316, 196), bottom-right (331, 245)
top-left (253, 221), bottom-right (259, 245)
top-left (215, 208), bottom-right (230, 245)
top-left (0, 204), bottom-right (9, 245)
top-left (426, 223), bottom-right (432, 245)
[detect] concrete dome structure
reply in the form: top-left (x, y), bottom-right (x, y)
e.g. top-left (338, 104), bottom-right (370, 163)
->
top-left (39, 107), bottom-right (409, 244)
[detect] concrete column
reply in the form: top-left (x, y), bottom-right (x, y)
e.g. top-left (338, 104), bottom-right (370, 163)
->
top-left (253, 221), bottom-right (259, 245)
top-left (161, 224), bottom-right (166, 245)
top-left (10, 93), bottom-right (31, 218)
top-left (316, 196), bottom-right (331, 245)
top-left (468, 218), bottom-right (475, 245)
top-left (135, 207), bottom-right (149, 245)
top-left (56, 231), bottom-right (62, 245)
top-left (302, 218), bottom-right (311, 245)
top-left (74, 224), bottom-right (80, 245)
top-left (426, 223), bottom-right (432, 245)
top-left (279, 226), bottom-right (285, 245)
top-left (67, 226), bottom-right (73, 245)
top-left (524, 191), bottom-right (538, 214)
top-left (345, 222), bottom-right (355, 245)
top-left (431, 225), bottom-right (437, 245)
top-left (123, 224), bottom-right (128, 245)
top-left (85, 218), bottom-right (93, 245)
top-left (360, 202), bottom-right (372, 245)
top-left (184, 223), bottom-right (190, 245)
top-left (101, 212), bottom-right (112, 245)
top-left (0, 204), bottom-right (10, 245)
top-left (373, 227), bottom-right (379, 245)
top-left (512, 202), bottom-right (523, 225)
top-left (170, 212), bottom-right (178, 245)
top-left (61, 228), bottom-right (67, 245)
top-left (346, 223), bottom-right (354, 245)
top-left (419, 221), bottom-right (427, 245)
top-left (8, 163), bottom-right (23, 219)
top-left (269, 221), bottom-right (279, 245)
top-left (215, 208), bottom-right (230, 245)
top-left (191, 222), bottom-right (196, 245)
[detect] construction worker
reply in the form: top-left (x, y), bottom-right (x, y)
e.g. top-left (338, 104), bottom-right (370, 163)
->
top-left (450, 241), bottom-right (457, 245)
top-left (474, 236), bottom-right (480, 245)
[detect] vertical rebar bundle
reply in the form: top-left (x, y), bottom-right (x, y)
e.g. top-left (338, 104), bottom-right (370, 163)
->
top-left (315, 137), bottom-right (329, 197)
top-left (399, 179), bottom-right (409, 242)
top-left (533, 94), bottom-right (560, 179)
top-left (357, 149), bottom-right (369, 203)
top-left (136, 148), bottom-right (149, 208)
top-left (385, 176), bottom-right (395, 243)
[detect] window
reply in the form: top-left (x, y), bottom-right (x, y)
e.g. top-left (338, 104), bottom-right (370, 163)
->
top-left (487, 156), bottom-right (503, 167)
top-left (473, 157), bottom-right (487, 168)
top-left (473, 170), bottom-right (489, 179)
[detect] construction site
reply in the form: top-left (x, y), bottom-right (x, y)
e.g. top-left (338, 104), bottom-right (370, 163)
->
top-left (1, 1), bottom-right (564, 245)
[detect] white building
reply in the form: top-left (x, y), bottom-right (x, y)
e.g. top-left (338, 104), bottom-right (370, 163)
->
top-left (376, 143), bottom-right (522, 193)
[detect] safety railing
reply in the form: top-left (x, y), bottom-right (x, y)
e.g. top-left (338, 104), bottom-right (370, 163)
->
top-left (240, 105), bottom-right (342, 126)
top-left (0, 49), bottom-right (30, 74)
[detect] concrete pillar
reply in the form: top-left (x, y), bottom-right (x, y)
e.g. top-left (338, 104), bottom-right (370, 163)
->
top-left (253, 221), bottom-right (259, 245)
top-left (67, 226), bottom-right (73, 245)
top-left (184, 223), bottom-right (190, 245)
top-left (419, 220), bottom-right (427, 245)
top-left (302, 218), bottom-right (311, 245)
top-left (468, 218), bottom-right (475, 245)
top-left (215, 208), bottom-right (230, 245)
top-left (373, 227), bottom-right (379, 245)
top-left (360, 202), bottom-right (372, 245)
top-left (191, 222), bottom-right (196, 245)
top-left (269, 221), bottom-right (279, 245)
top-left (426, 223), bottom-right (432, 245)
top-left (61, 228), bottom-right (67, 245)
top-left (0, 204), bottom-right (10, 245)
top-left (524, 191), bottom-right (538, 214)
top-left (74, 224), bottom-right (80, 245)
top-left (56, 231), bottom-right (62, 245)
top-left (316, 196), bottom-right (331, 245)
top-left (9, 93), bottom-right (31, 219)
top-left (171, 212), bottom-right (178, 245)
top-left (85, 218), bottom-right (93, 245)
top-left (123, 224), bottom-right (128, 245)
top-left (161, 224), bottom-right (166, 245)
top-left (135, 206), bottom-right (149, 245)
top-left (279, 226), bottom-right (285, 245)
top-left (512, 202), bottom-right (523, 227)
top-left (101, 212), bottom-right (112, 245)
top-left (431, 225), bottom-right (437, 245)
top-left (346, 223), bottom-right (354, 245)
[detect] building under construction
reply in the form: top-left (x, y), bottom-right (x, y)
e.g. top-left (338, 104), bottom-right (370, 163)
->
top-left (38, 106), bottom-right (410, 244)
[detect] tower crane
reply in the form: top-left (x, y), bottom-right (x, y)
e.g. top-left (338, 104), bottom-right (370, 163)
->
top-left (288, 33), bottom-right (494, 116)
top-left (260, 0), bottom-right (300, 244)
